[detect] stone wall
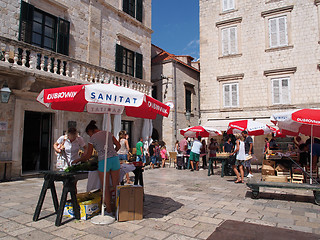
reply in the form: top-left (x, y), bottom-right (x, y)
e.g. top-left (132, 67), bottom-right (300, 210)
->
top-left (200, 0), bottom-right (320, 161)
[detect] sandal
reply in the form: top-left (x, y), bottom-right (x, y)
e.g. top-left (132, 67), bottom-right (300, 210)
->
top-left (235, 179), bottom-right (244, 183)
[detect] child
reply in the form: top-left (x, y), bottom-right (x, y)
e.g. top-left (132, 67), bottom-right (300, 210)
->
top-left (160, 145), bottom-right (168, 168)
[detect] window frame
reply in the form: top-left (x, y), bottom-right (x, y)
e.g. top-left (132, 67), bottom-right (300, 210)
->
top-left (19, 1), bottom-right (70, 55)
top-left (271, 77), bottom-right (291, 105)
top-left (221, 26), bottom-right (238, 56)
top-left (185, 88), bottom-right (192, 113)
top-left (222, 0), bottom-right (235, 12)
top-left (268, 15), bottom-right (288, 48)
top-left (123, 0), bottom-right (143, 22)
top-left (262, 5), bottom-right (293, 51)
top-left (223, 82), bottom-right (239, 108)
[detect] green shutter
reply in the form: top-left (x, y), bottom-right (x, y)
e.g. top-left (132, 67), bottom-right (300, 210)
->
top-left (136, 0), bottom-right (143, 22)
top-left (19, 1), bottom-right (34, 43)
top-left (57, 18), bottom-right (70, 55)
top-left (135, 52), bottom-right (143, 79)
top-left (123, 0), bottom-right (129, 14)
top-left (115, 44), bottom-right (124, 73)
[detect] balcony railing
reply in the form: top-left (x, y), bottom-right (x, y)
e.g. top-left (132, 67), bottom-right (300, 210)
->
top-left (0, 36), bottom-right (152, 95)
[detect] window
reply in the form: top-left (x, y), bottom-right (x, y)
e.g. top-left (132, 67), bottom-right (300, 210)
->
top-left (123, 0), bottom-right (143, 22)
top-left (19, 1), bottom-right (70, 55)
top-left (269, 16), bottom-right (288, 48)
top-left (115, 44), bottom-right (143, 79)
top-left (222, 0), bottom-right (235, 12)
top-left (222, 26), bottom-right (237, 56)
top-left (152, 85), bottom-right (157, 99)
top-left (272, 77), bottom-right (290, 104)
top-left (223, 83), bottom-right (239, 108)
top-left (185, 89), bottom-right (192, 112)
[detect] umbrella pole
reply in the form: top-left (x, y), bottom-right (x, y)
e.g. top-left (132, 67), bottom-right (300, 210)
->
top-left (91, 112), bottom-right (114, 224)
top-left (310, 126), bottom-right (314, 184)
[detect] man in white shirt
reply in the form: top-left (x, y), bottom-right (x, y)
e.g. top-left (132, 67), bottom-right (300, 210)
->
top-left (189, 136), bottom-right (202, 171)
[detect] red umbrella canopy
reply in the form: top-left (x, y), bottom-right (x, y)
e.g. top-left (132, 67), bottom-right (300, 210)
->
top-left (37, 83), bottom-right (170, 119)
top-left (226, 119), bottom-right (273, 136)
top-left (180, 126), bottom-right (222, 138)
top-left (271, 109), bottom-right (320, 138)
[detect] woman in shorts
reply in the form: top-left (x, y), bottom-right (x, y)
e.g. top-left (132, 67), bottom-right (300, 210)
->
top-left (73, 120), bottom-right (120, 216)
top-left (232, 134), bottom-right (246, 183)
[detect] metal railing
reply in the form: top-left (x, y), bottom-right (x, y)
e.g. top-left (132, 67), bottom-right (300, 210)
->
top-left (0, 36), bottom-right (152, 95)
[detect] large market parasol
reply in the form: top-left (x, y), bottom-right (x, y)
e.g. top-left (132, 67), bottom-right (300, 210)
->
top-left (37, 83), bottom-right (170, 224)
top-left (226, 119), bottom-right (273, 136)
top-left (271, 109), bottom-right (320, 184)
top-left (180, 126), bottom-right (222, 138)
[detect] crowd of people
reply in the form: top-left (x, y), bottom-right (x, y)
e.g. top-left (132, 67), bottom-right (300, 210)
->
top-left (52, 121), bottom-right (320, 217)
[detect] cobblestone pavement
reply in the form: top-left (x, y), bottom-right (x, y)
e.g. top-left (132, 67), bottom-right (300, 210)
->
top-left (0, 166), bottom-right (320, 239)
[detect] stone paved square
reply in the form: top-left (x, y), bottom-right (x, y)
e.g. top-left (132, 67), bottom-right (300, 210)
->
top-left (0, 167), bottom-right (320, 239)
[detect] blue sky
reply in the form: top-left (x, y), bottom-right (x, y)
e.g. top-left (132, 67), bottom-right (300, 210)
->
top-left (152, 0), bottom-right (200, 60)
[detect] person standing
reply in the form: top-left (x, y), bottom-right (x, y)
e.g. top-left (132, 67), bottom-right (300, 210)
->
top-left (179, 137), bottom-right (188, 168)
top-left (53, 127), bottom-right (87, 171)
top-left (118, 130), bottom-right (132, 184)
top-left (242, 130), bottom-right (254, 178)
top-left (148, 141), bottom-right (156, 169)
top-left (136, 137), bottom-right (145, 165)
top-left (160, 144), bottom-right (168, 168)
top-left (223, 137), bottom-right (234, 153)
top-left (208, 138), bottom-right (219, 168)
top-left (232, 134), bottom-right (246, 183)
top-left (189, 136), bottom-right (202, 171)
top-left (201, 139), bottom-right (207, 169)
top-left (73, 120), bottom-right (120, 217)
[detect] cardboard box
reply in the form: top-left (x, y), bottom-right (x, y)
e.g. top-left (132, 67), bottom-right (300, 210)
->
top-left (116, 185), bottom-right (143, 222)
top-left (261, 165), bottom-right (275, 176)
top-left (63, 191), bottom-right (101, 220)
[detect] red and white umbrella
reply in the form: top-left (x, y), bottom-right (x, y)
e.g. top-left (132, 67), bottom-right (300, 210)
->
top-left (180, 126), bottom-right (222, 138)
top-left (271, 109), bottom-right (320, 184)
top-left (37, 83), bottom-right (170, 119)
top-left (271, 109), bottom-right (320, 138)
top-left (226, 119), bottom-right (273, 136)
top-left (37, 83), bottom-right (170, 224)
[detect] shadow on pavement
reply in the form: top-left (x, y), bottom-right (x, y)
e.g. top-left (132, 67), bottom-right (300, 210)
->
top-left (245, 191), bottom-right (315, 204)
top-left (207, 219), bottom-right (320, 240)
top-left (143, 194), bottom-right (184, 219)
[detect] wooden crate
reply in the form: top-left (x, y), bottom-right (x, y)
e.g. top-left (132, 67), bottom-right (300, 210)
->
top-left (264, 175), bottom-right (288, 183)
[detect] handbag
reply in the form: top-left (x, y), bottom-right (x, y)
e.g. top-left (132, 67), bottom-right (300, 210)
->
top-left (245, 154), bottom-right (253, 161)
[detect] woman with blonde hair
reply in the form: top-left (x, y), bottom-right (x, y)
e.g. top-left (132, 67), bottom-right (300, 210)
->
top-left (231, 133), bottom-right (246, 183)
top-left (118, 130), bottom-right (132, 184)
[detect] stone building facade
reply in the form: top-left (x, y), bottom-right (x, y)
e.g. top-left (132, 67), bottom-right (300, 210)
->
top-left (0, 0), bottom-right (152, 178)
top-left (151, 44), bottom-right (200, 151)
top-left (200, 0), bottom-right (320, 159)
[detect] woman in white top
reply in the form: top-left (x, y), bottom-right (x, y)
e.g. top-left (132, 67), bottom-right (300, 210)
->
top-left (118, 130), bottom-right (132, 184)
top-left (231, 134), bottom-right (246, 183)
top-left (74, 120), bottom-right (120, 215)
top-left (53, 127), bottom-right (86, 170)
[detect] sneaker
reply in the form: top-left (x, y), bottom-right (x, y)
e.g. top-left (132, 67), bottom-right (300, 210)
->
top-left (190, 169), bottom-right (194, 172)
top-left (247, 173), bottom-right (253, 178)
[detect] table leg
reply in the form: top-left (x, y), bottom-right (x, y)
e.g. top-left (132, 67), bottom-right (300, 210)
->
top-left (221, 159), bottom-right (225, 177)
top-left (33, 179), bottom-right (51, 221)
top-left (139, 169), bottom-right (144, 186)
top-left (49, 181), bottom-right (59, 212)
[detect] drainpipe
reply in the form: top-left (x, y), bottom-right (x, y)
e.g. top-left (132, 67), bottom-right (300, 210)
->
top-left (198, 72), bottom-right (200, 125)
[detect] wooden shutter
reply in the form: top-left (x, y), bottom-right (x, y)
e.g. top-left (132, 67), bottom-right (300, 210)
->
top-left (136, 0), bottom-right (143, 22)
top-left (229, 0), bottom-right (235, 10)
top-left (269, 18), bottom-right (278, 48)
top-left (57, 18), bottom-right (70, 55)
top-left (230, 27), bottom-right (237, 54)
top-left (222, 28), bottom-right (229, 56)
top-left (135, 52), bottom-right (143, 79)
top-left (281, 78), bottom-right (290, 104)
top-left (19, 1), bottom-right (34, 43)
top-left (115, 44), bottom-right (124, 73)
top-left (185, 89), bottom-right (192, 112)
top-left (123, 0), bottom-right (129, 14)
top-left (272, 79), bottom-right (280, 104)
top-left (223, 84), bottom-right (230, 107)
top-left (278, 16), bottom-right (288, 46)
top-left (231, 83), bottom-right (238, 107)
